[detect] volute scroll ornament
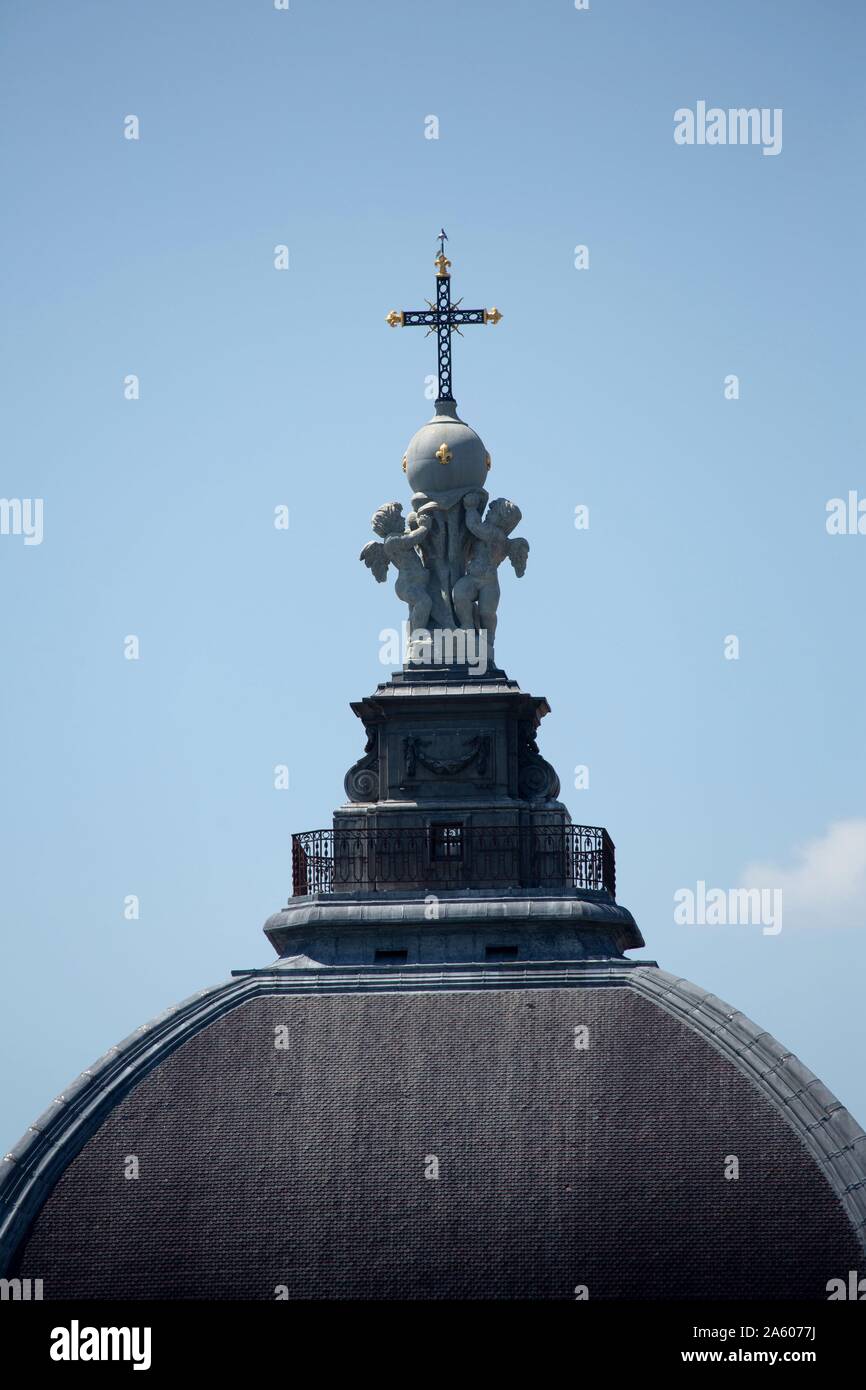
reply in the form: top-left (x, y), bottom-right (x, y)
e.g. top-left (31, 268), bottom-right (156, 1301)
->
top-left (517, 721), bottom-right (560, 802)
top-left (344, 727), bottom-right (380, 803)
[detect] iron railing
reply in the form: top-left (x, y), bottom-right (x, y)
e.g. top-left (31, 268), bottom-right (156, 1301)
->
top-left (291, 824), bottom-right (616, 898)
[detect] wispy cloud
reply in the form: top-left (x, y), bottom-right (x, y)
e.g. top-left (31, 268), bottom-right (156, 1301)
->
top-left (741, 819), bottom-right (866, 929)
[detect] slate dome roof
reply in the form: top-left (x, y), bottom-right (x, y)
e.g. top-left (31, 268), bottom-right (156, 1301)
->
top-left (2, 949), bottom-right (865, 1300)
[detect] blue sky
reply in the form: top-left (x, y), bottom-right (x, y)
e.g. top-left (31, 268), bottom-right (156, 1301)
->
top-left (1, 0), bottom-right (865, 1150)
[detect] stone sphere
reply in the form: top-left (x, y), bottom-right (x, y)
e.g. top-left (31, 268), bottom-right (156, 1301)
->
top-left (403, 401), bottom-right (489, 494)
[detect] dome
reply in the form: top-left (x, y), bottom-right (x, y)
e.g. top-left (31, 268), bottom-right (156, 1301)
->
top-left (403, 399), bottom-right (490, 494)
top-left (2, 944), bottom-right (865, 1300)
top-left (3, 232), bottom-right (864, 1306)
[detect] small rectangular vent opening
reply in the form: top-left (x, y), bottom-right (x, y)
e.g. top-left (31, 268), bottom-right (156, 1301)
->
top-left (485, 945), bottom-right (519, 960)
top-left (374, 949), bottom-right (408, 964)
top-left (431, 823), bottom-right (464, 861)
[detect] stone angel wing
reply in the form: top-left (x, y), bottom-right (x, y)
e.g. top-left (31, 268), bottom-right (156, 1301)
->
top-left (507, 537), bottom-right (530, 578)
top-left (359, 540), bottom-right (390, 583)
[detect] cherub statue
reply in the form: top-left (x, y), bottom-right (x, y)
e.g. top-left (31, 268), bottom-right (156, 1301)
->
top-left (359, 500), bottom-right (438, 634)
top-left (452, 493), bottom-right (529, 653)
top-left (411, 498), bottom-right (462, 630)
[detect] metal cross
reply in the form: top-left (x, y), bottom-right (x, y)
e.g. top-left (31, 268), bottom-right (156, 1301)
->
top-left (386, 231), bottom-right (502, 403)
